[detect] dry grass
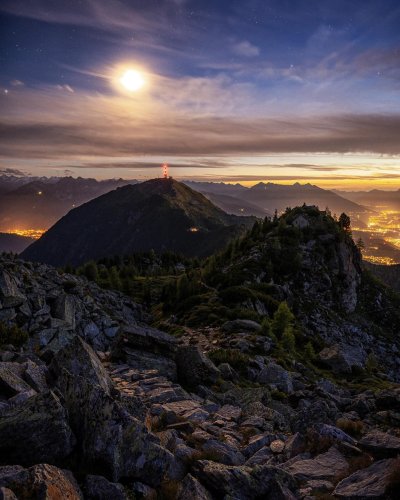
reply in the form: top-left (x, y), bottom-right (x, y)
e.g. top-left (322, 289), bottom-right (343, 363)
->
top-left (336, 418), bottom-right (364, 438)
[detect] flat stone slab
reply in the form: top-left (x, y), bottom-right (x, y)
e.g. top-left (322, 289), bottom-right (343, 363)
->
top-left (282, 446), bottom-right (348, 482)
top-left (334, 458), bottom-right (397, 498)
top-left (359, 430), bottom-right (400, 457)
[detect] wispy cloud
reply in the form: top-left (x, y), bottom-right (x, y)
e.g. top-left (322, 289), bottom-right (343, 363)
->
top-left (232, 40), bottom-right (260, 57)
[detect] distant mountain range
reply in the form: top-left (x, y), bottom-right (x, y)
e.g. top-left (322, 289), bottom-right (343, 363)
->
top-left (0, 176), bottom-right (136, 232)
top-left (0, 232), bottom-right (34, 253)
top-left (22, 178), bottom-right (254, 266)
top-left (187, 181), bottom-right (370, 217)
top-left (334, 189), bottom-right (400, 210)
top-left (1, 175), bottom-right (376, 235)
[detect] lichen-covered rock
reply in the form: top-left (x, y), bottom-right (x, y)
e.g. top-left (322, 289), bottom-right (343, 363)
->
top-left (0, 464), bottom-right (82, 499)
top-left (0, 390), bottom-right (75, 466)
top-left (56, 368), bottom-right (175, 485)
top-left (50, 336), bottom-right (112, 394)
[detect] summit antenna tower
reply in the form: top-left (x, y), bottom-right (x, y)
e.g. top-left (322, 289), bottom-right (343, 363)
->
top-left (162, 163), bottom-right (169, 179)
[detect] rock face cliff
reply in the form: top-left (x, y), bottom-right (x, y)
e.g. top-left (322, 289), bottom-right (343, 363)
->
top-left (22, 178), bottom-right (254, 266)
top-left (1, 249), bottom-right (400, 498)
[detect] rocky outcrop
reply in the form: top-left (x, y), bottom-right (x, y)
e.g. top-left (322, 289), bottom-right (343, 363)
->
top-left (1, 253), bottom-right (400, 498)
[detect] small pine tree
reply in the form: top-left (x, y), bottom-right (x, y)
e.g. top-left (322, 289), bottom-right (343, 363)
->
top-left (356, 238), bottom-right (365, 252)
top-left (304, 341), bottom-right (316, 360)
top-left (271, 302), bottom-right (295, 338)
top-left (339, 212), bottom-right (351, 231)
top-left (282, 324), bottom-right (296, 351)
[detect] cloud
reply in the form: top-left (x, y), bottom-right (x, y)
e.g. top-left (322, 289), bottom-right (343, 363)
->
top-left (10, 79), bottom-right (24, 87)
top-left (1, 108), bottom-right (400, 159)
top-left (0, 167), bottom-right (26, 176)
top-left (232, 41), bottom-right (260, 57)
top-left (56, 84), bottom-right (74, 93)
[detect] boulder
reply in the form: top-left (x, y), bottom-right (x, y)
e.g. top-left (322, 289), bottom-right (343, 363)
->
top-left (122, 348), bottom-right (177, 380)
top-left (291, 399), bottom-right (339, 433)
top-left (0, 464), bottom-right (82, 499)
top-left (201, 439), bottom-right (245, 466)
top-left (51, 336), bottom-right (112, 395)
top-left (176, 346), bottom-right (220, 388)
top-left (318, 344), bottom-right (366, 374)
top-left (57, 368), bottom-right (175, 485)
top-left (112, 325), bottom-right (178, 358)
top-left (0, 270), bottom-right (25, 308)
top-left (23, 360), bottom-right (48, 393)
top-left (0, 487), bottom-right (17, 499)
top-left (282, 446), bottom-right (348, 482)
top-left (257, 362), bottom-right (293, 393)
top-left (50, 293), bottom-right (76, 327)
top-left (314, 423), bottom-right (356, 446)
top-left (0, 390), bottom-right (75, 466)
top-left (193, 460), bottom-right (297, 499)
top-left (334, 458), bottom-right (399, 498)
top-left (0, 365), bottom-right (32, 397)
top-left (84, 475), bottom-right (126, 500)
top-left (177, 474), bottom-right (212, 500)
top-left (359, 430), bottom-right (400, 458)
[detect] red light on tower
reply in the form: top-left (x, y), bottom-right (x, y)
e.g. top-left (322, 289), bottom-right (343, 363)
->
top-left (162, 163), bottom-right (168, 179)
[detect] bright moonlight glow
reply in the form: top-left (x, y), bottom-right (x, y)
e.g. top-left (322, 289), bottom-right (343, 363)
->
top-left (119, 69), bottom-right (145, 92)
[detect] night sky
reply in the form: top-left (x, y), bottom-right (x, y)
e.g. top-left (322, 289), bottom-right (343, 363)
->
top-left (1, 0), bottom-right (399, 188)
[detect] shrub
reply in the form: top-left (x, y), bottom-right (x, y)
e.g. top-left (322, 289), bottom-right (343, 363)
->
top-left (208, 349), bottom-right (250, 375)
top-left (0, 322), bottom-right (28, 347)
top-left (336, 418), bottom-right (364, 438)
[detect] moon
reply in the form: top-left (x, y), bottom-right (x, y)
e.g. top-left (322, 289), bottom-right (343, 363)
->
top-left (119, 69), bottom-right (145, 92)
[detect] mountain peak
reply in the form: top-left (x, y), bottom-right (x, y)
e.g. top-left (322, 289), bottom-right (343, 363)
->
top-left (21, 179), bottom-right (254, 266)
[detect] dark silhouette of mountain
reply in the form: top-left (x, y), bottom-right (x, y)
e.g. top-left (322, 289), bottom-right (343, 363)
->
top-left (22, 178), bottom-right (254, 266)
top-left (334, 189), bottom-right (400, 210)
top-left (186, 180), bottom-right (369, 216)
top-left (0, 176), bottom-right (136, 232)
top-left (0, 233), bottom-right (34, 253)
top-left (365, 262), bottom-right (400, 293)
top-left (245, 182), bottom-right (369, 215)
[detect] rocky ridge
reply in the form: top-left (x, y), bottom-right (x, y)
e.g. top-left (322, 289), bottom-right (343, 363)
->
top-left (0, 255), bottom-right (400, 499)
